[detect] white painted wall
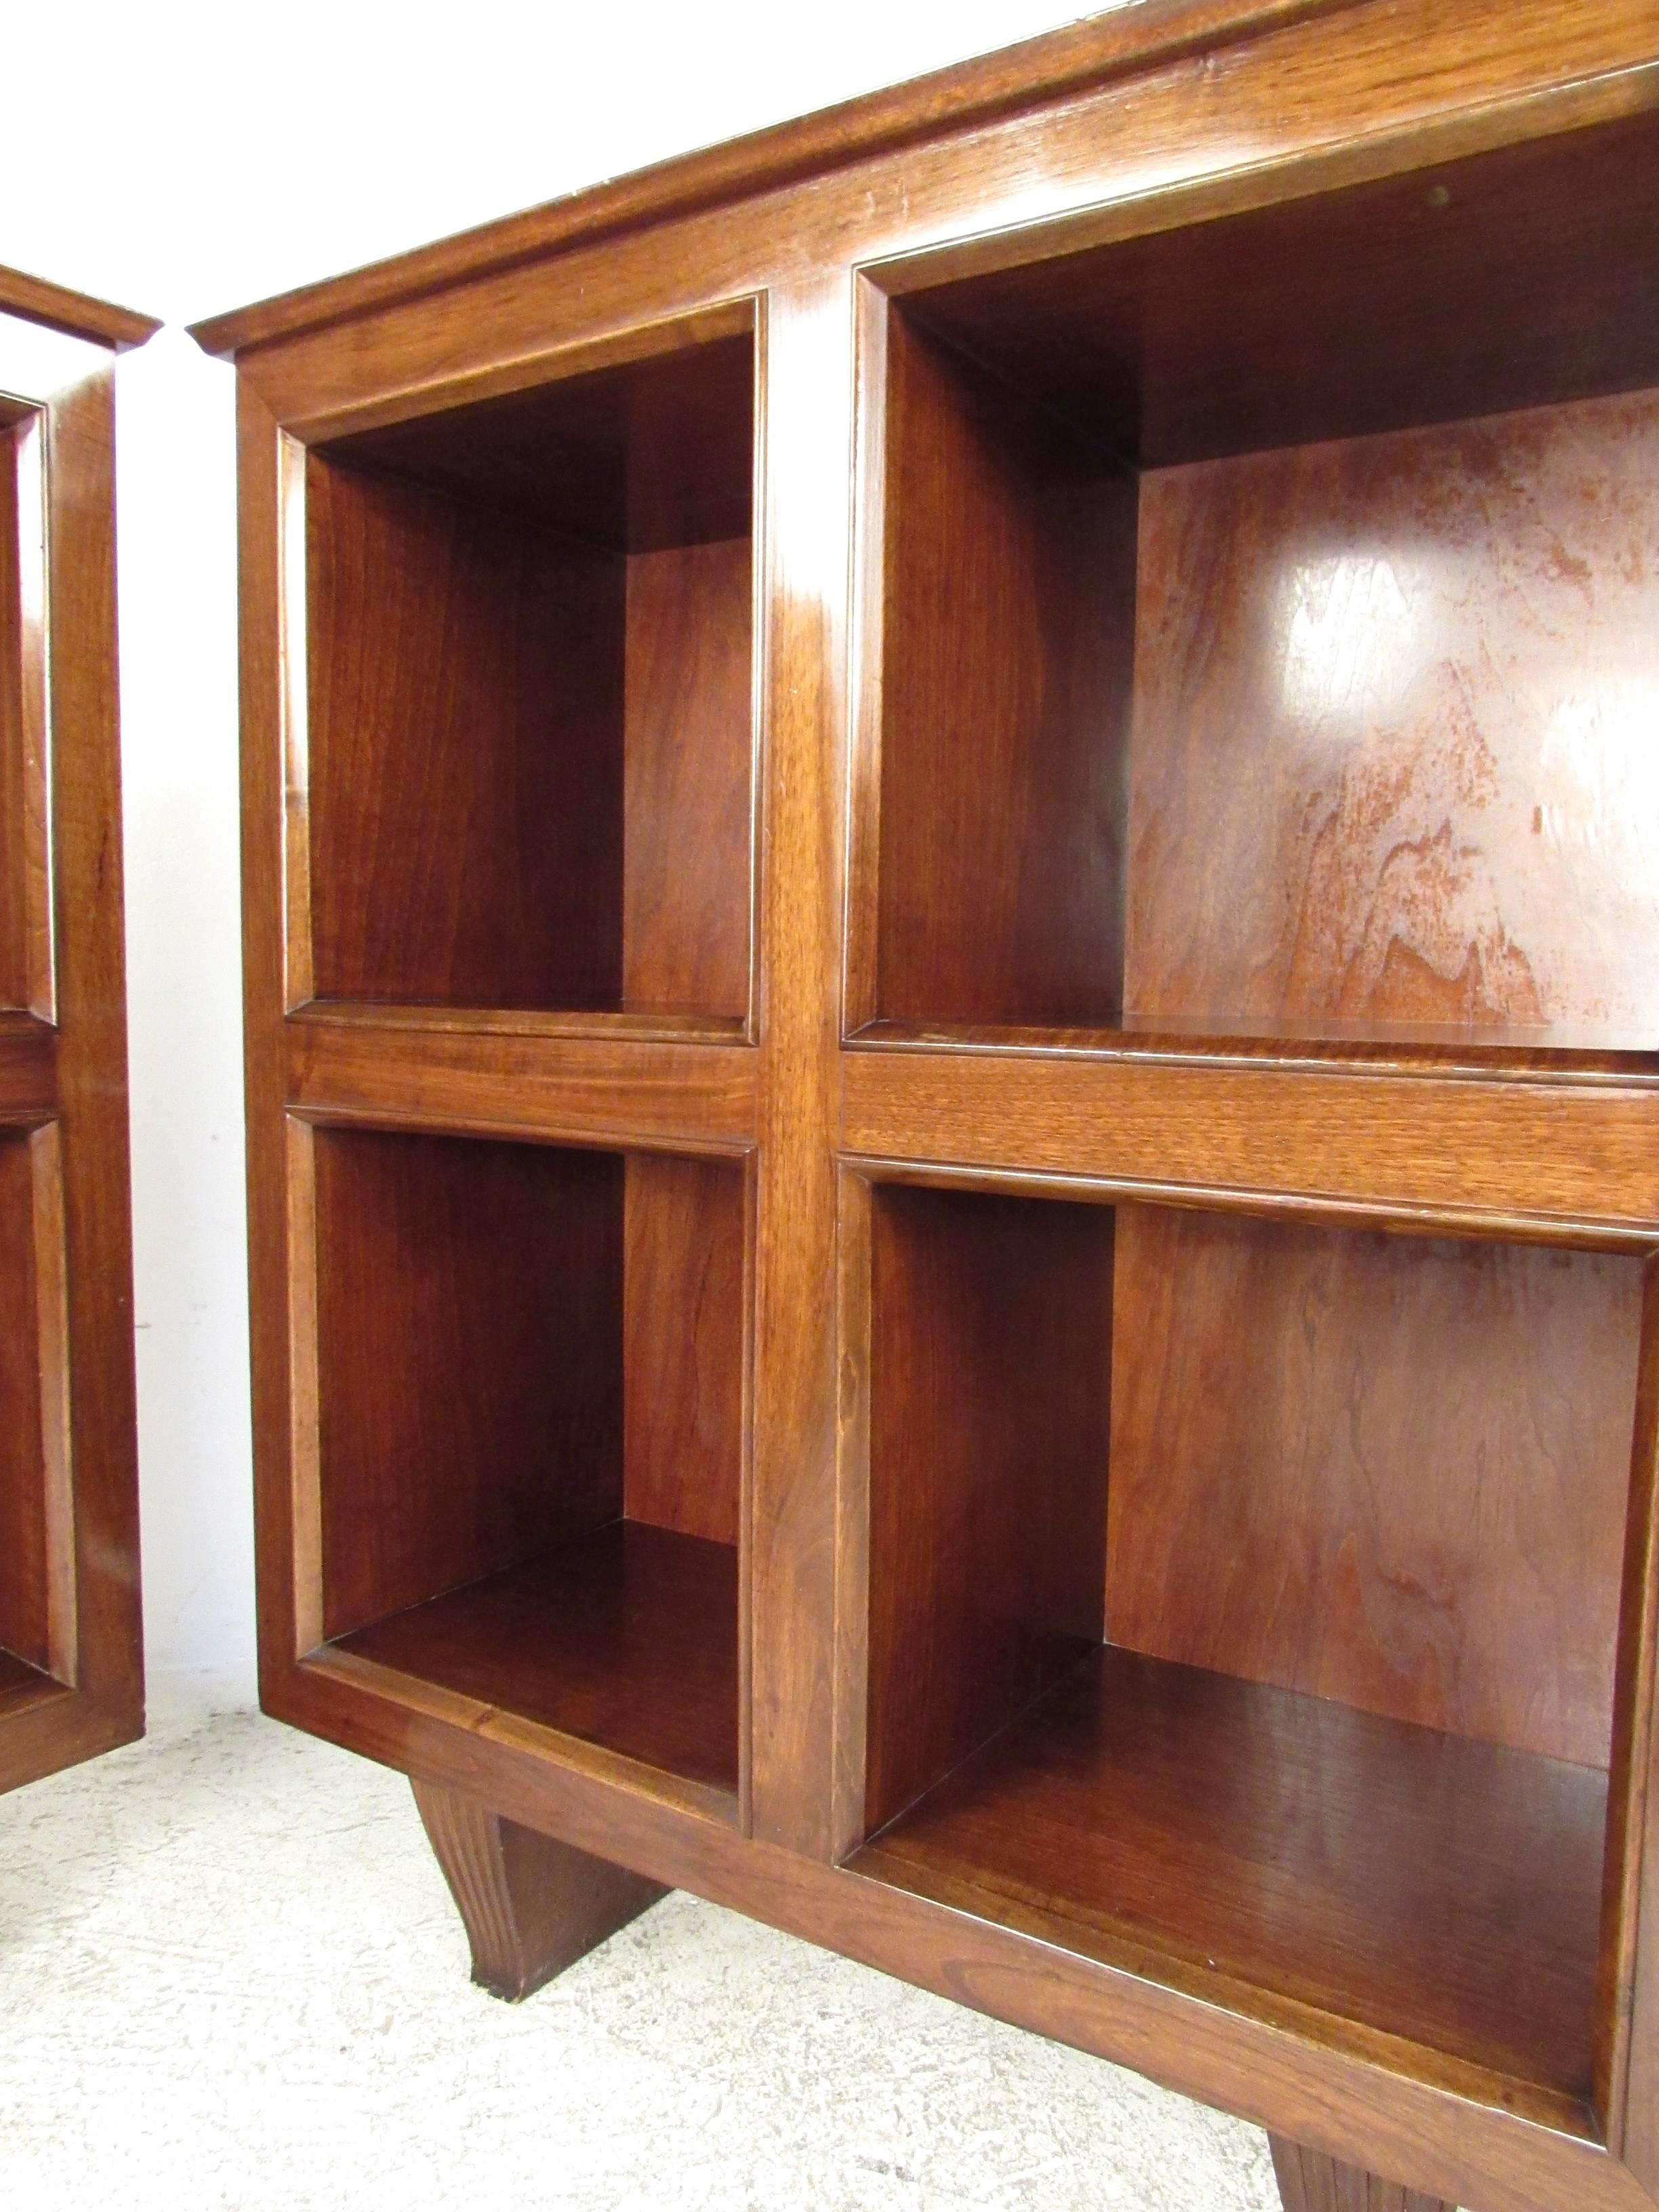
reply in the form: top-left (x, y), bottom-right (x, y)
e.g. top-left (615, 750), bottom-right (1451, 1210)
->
top-left (0, 0), bottom-right (1082, 1692)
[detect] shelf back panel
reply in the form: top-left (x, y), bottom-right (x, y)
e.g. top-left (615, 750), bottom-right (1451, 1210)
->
top-left (0, 1131), bottom-right (46, 1668)
top-left (306, 458), bottom-right (628, 1011)
top-left (1125, 390), bottom-right (1659, 1049)
top-left (1107, 1203), bottom-right (1645, 1768)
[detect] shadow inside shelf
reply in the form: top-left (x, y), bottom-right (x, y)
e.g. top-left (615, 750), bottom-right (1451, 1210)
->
top-left (853, 1645), bottom-right (1605, 2122)
top-left (330, 1521), bottom-right (738, 1798)
top-left (0, 1647), bottom-right (62, 1717)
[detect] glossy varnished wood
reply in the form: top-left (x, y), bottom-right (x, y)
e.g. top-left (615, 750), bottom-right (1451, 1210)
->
top-left (1107, 1205), bottom-right (1645, 1766)
top-left (857, 1647), bottom-right (1607, 2127)
top-left (1125, 391), bottom-right (1659, 1048)
top-left (842, 1043), bottom-right (1659, 1233)
top-left (342, 1523), bottom-right (739, 1801)
top-left (413, 1776), bottom-right (665, 1999)
top-left (201, 7), bottom-right (1659, 2208)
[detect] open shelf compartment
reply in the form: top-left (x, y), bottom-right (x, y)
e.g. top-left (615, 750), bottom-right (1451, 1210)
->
top-left (851, 1179), bottom-right (1658, 2127)
top-left (305, 1125), bottom-right (746, 1809)
top-left (0, 1128), bottom-right (66, 1694)
top-left (302, 307), bottom-right (756, 1026)
top-left (858, 110), bottom-right (1659, 1063)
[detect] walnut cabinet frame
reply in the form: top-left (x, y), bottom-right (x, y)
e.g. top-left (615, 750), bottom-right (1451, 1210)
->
top-left (0, 268), bottom-right (152, 1791)
top-left (194, 7), bottom-right (1659, 2207)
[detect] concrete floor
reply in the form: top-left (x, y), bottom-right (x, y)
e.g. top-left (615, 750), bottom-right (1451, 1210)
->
top-left (0, 1686), bottom-right (1280, 2211)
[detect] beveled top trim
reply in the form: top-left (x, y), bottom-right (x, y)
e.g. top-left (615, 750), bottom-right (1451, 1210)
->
top-left (0, 264), bottom-right (160, 352)
top-left (187, 0), bottom-right (1340, 358)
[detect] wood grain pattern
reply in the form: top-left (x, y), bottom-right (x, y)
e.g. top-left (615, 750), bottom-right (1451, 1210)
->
top-left (342, 1523), bottom-right (738, 1797)
top-left (623, 1153), bottom-right (744, 1544)
top-left (622, 537), bottom-right (752, 1019)
top-left (1268, 2136), bottom-right (1452, 2212)
top-left (872, 308), bottom-right (1135, 1029)
top-left (1106, 1205), bottom-right (1645, 1766)
top-left (842, 1045), bottom-right (1659, 1233)
top-left (858, 1646), bottom-right (1607, 2119)
top-left (312, 1129), bottom-right (625, 1640)
top-left (1125, 390), bottom-right (1659, 1049)
top-left (0, 1131), bottom-right (47, 1668)
top-left (286, 1012), bottom-right (757, 1149)
top-left (306, 455), bottom-right (627, 1010)
top-left (211, 5), bottom-right (1659, 2205)
top-left (413, 1776), bottom-right (665, 1999)
top-left (865, 1184), bottom-right (1115, 1829)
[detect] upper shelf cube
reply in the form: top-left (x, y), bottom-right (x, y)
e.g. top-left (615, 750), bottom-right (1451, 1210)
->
top-left (858, 112), bottom-right (1659, 1059)
top-left (301, 308), bottom-right (757, 1026)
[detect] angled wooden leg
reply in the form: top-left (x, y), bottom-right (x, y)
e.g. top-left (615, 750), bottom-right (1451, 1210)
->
top-left (1268, 2137), bottom-right (1455, 2212)
top-left (413, 1778), bottom-right (668, 2001)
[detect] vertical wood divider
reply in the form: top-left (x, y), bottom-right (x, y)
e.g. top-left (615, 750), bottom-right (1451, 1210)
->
top-left (748, 274), bottom-right (855, 1855)
top-left (239, 377), bottom-right (304, 1703)
top-left (832, 1166), bottom-right (873, 1856)
top-left (30, 1121), bottom-right (75, 1682)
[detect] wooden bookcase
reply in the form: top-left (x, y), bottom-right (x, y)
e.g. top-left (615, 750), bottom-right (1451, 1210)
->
top-left (194, 7), bottom-right (1659, 2208)
top-left (0, 268), bottom-right (153, 1792)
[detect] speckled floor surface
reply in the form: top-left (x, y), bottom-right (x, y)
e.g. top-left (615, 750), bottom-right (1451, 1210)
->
top-left (0, 1686), bottom-right (1279, 2211)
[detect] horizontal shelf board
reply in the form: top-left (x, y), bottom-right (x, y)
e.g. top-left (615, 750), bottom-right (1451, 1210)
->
top-left (842, 1044), bottom-right (1659, 1233)
top-left (852, 1016), bottom-right (1659, 1084)
top-left (855, 1646), bottom-right (1605, 2125)
top-left (0, 1013), bottom-right (56, 1125)
top-left (299, 1003), bottom-right (750, 1045)
top-left (287, 1010), bottom-right (757, 1150)
top-left (331, 1519), bottom-right (739, 1800)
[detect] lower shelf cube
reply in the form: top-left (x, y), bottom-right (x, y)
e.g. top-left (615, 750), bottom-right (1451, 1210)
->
top-left (855, 1178), bottom-right (1656, 2127)
top-left (303, 1125), bottom-right (746, 1811)
top-left (855, 1645), bottom-right (1605, 2121)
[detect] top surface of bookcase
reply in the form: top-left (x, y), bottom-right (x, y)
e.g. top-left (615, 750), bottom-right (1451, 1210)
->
top-left (0, 265), bottom-right (159, 354)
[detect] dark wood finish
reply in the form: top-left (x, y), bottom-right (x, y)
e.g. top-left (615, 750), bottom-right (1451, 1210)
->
top-left (1268, 2137), bottom-right (1452, 2212)
top-left (413, 1777), bottom-right (665, 1999)
top-left (865, 1183), bottom-right (1113, 1828)
top-left (0, 282), bottom-right (146, 1793)
top-left (857, 1647), bottom-right (1607, 2127)
top-left (343, 1523), bottom-right (738, 1800)
top-left (312, 1128), bottom-right (625, 1640)
top-left (303, 319), bottom-right (754, 1020)
top-left (204, 9), bottom-right (1659, 2211)
top-left (623, 1152), bottom-right (744, 1544)
top-left (866, 306), bottom-right (1134, 1029)
top-left (306, 456), bottom-right (626, 1010)
top-left (905, 107), bottom-right (1659, 467)
top-left (1107, 1204), bottom-right (1645, 1766)
top-left (623, 537), bottom-right (752, 1019)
